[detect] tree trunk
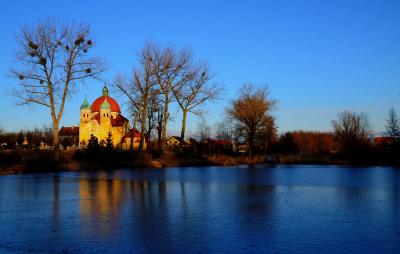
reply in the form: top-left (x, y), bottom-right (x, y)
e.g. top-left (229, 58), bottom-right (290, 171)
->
top-left (130, 114), bottom-right (138, 152)
top-left (248, 131), bottom-right (254, 158)
top-left (138, 90), bottom-right (149, 152)
top-left (161, 98), bottom-right (169, 153)
top-left (52, 120), bottom-right (59, 150)
top-left (157, 109), bottom-right (163, 148)
top-left (180, 110), bottom-right (187, 141)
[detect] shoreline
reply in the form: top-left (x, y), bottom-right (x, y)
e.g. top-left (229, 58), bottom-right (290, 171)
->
top-left (1, 150), bottom-right (399, 175)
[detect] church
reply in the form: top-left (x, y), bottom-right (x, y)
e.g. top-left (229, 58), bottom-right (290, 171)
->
top-left (75, 84), bottom-right (143, 150)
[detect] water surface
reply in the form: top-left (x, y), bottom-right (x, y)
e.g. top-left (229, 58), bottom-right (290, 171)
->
top-left (0, 165), bottom-right (399, 253)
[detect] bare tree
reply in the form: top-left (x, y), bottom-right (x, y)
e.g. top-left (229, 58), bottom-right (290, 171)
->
top-left (197, 118), bottom-right (211, 141)
top-left (332, 111), bottom-right (370, 155)
top-left (114, 74), bottom-right (141, 152)
top-left (226, 83), bottom-right (276, 157)
top-left (385, 107), bottom-right (399, 142)
top-left (114, 45), bottom-right (158, 152)
top-left (215, 120), bottom-right (233, 141)
top-left (146, 90), bottom-right (162, 144)
top-left (172, 62), bottom-right (221, 141)
top-left (149, 43), bottom-right (192, 151)
top-left (255, 115), bottom-right (277, 152)
top-left (10, 18), bottom-right (105, 149)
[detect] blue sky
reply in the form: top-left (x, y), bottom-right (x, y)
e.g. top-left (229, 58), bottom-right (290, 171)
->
top-left (1, 0), bottom-right (399, 136)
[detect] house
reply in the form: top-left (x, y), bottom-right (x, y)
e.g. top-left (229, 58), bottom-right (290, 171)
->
top-left (166, 136), bottom-right (187, 147)
top-left (121, 128), bottom-right (146, 150)
top-left (374, 136), bottom-right (397, 146)
top-left (59, 126), bottom-right (79, 148)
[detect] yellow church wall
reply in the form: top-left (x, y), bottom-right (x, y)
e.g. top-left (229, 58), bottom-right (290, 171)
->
top-left (120, 137), bottom-right (145, 150)
top-left (79, 112), bottom-right (136, 149)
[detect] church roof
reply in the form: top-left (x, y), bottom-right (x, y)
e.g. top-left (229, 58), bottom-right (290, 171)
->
top-left (91, 113), bottom-right (128, 127)
top-left (91, 84), bottom-right (121, 112)
top-left (91, 96), bottom-right (121, 112)
top-left (80, 98), bottom-right (90, 110)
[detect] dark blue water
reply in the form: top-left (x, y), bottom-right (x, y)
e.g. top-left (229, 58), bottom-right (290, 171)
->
top-left (0, 165), bottom-right (399, 253)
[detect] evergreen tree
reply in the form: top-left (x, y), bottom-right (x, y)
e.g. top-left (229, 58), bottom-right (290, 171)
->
top-left (87, 134), bottom-right (99, 152)
top-left (106, 132), bottom-right (114, 151)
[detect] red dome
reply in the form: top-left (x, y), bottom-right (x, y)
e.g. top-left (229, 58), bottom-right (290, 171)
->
top-left (91, 96), bottom-right (121, 112)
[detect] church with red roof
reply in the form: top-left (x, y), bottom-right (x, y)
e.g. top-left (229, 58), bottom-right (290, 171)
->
top-left (77, 84), bottom-right (143, 149)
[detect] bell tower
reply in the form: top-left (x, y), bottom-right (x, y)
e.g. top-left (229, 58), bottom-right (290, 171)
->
top-left (80, 97), bottom-right (91, 123)
top-left (100, 97), bottom-right (111, 124)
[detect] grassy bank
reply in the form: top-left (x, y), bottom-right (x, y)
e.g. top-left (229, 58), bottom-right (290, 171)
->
top-left (1, 150), bottom-right (398, 175)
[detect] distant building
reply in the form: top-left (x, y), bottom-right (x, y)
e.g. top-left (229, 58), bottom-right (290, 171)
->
top-left (59, 126), bottom-right (79, 148)
top-left (374, 136), bottom-right (397, 145)
top-left (166, 136), bottom-right (187, 147)
top-left (121, 128), bottom-right (143, 150)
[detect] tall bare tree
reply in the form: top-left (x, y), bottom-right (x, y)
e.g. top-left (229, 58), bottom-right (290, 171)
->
top-left (145, 89), bottom-right (162, 144)
top-left (226, 83), bottom-right (276, 157)
top-left (385, 107), bottom-right (399, 142)
top-left (172, 63), bottom-right (220, 140)
top-left (10, 18), bottom-right (105, 149)
top-left (197, 117), bottom-right (211, 141)
top-left (216, 120), bottom-right (233, 141)
top-left (114, 45), bottom-right (158, 152)
top-left (114, 75), bottom-right (140, 151)
top-left (149, 43), bottom-right (192, 151)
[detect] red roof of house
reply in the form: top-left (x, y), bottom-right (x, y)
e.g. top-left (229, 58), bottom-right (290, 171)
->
top-left (205, 139), bottom-right (232, 145)
top-left (59, 126), bottom-right (79, 136)
top-left (91, 95), bottom-right (121, 113)
top-left (374, 136), bottom-right (395, 144)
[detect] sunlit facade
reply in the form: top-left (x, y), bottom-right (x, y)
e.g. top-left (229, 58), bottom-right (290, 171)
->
top-left (79, 84), bottom-right (143, 149)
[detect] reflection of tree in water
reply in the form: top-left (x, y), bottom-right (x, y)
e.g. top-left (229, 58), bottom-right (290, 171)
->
top-left (127, 178), bottom-right (174, 253)
top-left (51, 175), bottom-right (60, 227)
top-left (389, 169), bottom-right (400, 236)
top-left (235, 166), bottom-right (276, 236)
top-left (334, 167), bottom-right (400, 239)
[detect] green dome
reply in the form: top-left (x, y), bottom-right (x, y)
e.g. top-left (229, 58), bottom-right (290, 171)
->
top-left (80, 98), bottom-right (90, 110)
top-left (100, 97), bottom-right (111, 111)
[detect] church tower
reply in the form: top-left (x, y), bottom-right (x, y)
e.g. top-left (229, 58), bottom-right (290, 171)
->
top-left (100, 97), bottom-right (111, 127)
top-left (79, 97), bottom-right (91, 146)
top-left (80, 97), bottom-right (91, 123)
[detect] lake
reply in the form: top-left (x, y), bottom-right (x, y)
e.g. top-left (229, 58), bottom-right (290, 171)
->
top-left (0, 165), bottom-right (399, 253)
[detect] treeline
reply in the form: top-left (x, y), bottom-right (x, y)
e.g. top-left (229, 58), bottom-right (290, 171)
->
top-left (273, 131), bottom-right (335, 155)
top-left (270, 110), bottom-right (400, 165)
top-left (0, 126), bottom-right (53, 149)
